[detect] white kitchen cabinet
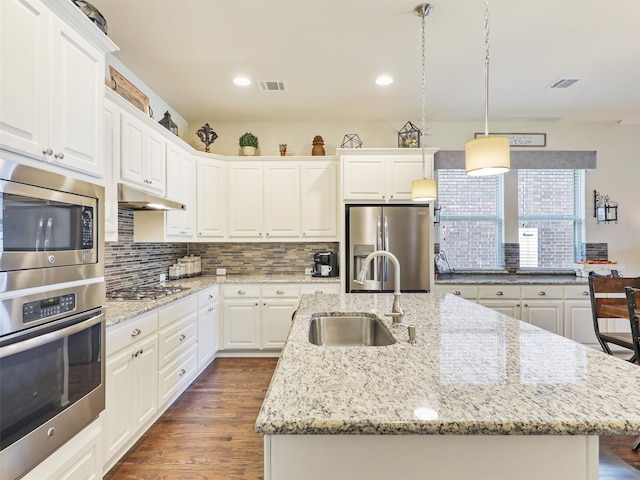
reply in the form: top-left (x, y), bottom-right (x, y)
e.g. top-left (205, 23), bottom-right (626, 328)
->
top-left (563, 285), bottom-right (597, 345)
top-left (222, 285), bottom-right (262, 349)
top-left (157, 296), bottom-right (199, 407)
top-left (104, 311), bottom-right (159, 469)
top-left (300, 283), bottom-right (342, 295)
top-left (520, 286), bottom-right (564, 335)
top-left (432, 285), bottom-right (479, 302)
top-left (197, 285), bottom-right (219, 367)
top-left (477, 285), bottom-right (521, 317)
top-left (22, 416), bottom-right (103, 480)
top-left (341, 150), bottom-right (437, 201)
top-left (0, 0), bottom-right (115, 178)
top-left (301, 161), bottom-right (338, 239)
top-left (228, 161), bottom-right (300, 239)
top-left (165, 144), bottom-right (196, 239)
top-left (103, 96), bottom-right (121, 241)
top-left (196, 156), bottom-right (227, 239)
top-left (121, 113), bottom-right (166, 195)
top-left (261, 284), bottom-right (301, 349)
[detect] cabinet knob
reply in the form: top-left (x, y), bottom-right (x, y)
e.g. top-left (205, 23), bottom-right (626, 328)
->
top-left (582, 291), bottom-right (589, 296)
top-left (453, 291), bottom-right (461, 296)
top-left (54, 152), bottom-right (64, 159)
top-left (238, 290), bottom-right (246, 295)
top-left (209, 294), bottom-right (213, 300)
top-left (538, 291), bottom-right (547, 296)
top-left (131, 328), bottom-right (142, 337)
top-left (179, 334), bottom-right (186, 341)
top-left (42, 148), bottom-right (53, 156)
top-left (276, 289), bottom-right (285, 295)
top-left (179, 368), bottom-right (186, 376)
top-left (315, 290), bottom-right (323, 294)
top-left (495, 291), bottom-right (504, 296)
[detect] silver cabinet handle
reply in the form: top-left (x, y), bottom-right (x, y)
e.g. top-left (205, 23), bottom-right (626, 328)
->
top-left (315, 290), bottom-right (323, 294)
top-left (495, 291), bottom-right (504, 296)
top-left (54, 152), bottom-right (64, 159)
top-left (131, 328), bottom-right (142, 337)
top-left (179, 334), bottom-right (186, 341)
top-left (453, 291), bottom-right (461, 296)
top-left (276, 289), bottom-right (284, 295)
top-left (208, 294), bottom-right (213, 300)
top-left (42, 148), bottom-right (53, 156)
top-left (538, 291), bottom-right (547, 296)
top-left (582, 291), bottom-right (589, 296)
top-left (238, 290), bottom-right (246, 295)
top-left (179, 368), bottom-right (186, 376)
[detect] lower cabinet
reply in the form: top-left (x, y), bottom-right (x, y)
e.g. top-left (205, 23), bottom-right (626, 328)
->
top-left (222, 282), bottom-right (340, 352)
top-left (104, 311), bottom-right (159, 471)
top-left (198, 285), bottom-right (220, 367)
top-left (563, 285), bottom-right (596, 346)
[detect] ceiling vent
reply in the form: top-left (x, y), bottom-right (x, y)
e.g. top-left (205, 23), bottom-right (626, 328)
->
top-left (258, 81), bottom-right (287, 92)
top-left (549, 78), bottom-right (581, 89)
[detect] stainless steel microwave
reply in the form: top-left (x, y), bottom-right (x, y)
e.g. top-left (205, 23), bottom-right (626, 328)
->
top-left (0, 159), bottom-right (104, 291)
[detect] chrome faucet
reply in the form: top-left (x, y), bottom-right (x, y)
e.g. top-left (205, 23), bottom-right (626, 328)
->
top-left (355, 250), bottom-right (404, 323)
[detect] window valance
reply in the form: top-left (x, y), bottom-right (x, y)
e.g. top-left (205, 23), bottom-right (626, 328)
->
top-left (434, 150), bottom-right (597, 170)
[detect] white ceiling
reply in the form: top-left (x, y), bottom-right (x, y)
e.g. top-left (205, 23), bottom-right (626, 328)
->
top-left (91, 0), bottom-right (640, 125)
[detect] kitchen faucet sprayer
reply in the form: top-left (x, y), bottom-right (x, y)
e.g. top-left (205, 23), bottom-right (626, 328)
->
top-left (354, 250), bottom-right (404, 323)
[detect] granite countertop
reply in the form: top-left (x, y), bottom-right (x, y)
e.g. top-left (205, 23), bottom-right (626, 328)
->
top-left (435, 273), bottom-right (587, 285)
top-left (255, 292), bottom-right (640, 436)
top-left (105, 274), bottom-right (340, 327)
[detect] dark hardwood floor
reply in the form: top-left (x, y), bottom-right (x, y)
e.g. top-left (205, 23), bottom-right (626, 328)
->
top-left (105, 358), bottom-right (640, 480)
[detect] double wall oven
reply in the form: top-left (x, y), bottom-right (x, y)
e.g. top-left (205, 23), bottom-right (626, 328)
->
top-left (0, 159), bottom-right (105, 479)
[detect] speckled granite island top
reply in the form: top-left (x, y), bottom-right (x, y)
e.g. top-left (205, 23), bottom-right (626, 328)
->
top-left (105, 274), bottom-right (340, 327)
top-left (435, 273), bottom-right (587, 285)
top-left (255, 293), bottom-right (640, 436)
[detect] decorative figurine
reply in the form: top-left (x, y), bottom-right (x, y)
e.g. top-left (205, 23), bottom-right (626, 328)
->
top-left (398, 121), bottom-right (421, 148)
top-left (158, 111), bottom-right (178, 136)
top-left (312, 135), bottom-right (325, 156)
top-left (196, 123), bottom-right (218, 152)
top-left (341, 133), bottom-right (362, 148)
top-left (279, 144), bottom-right (287, 156)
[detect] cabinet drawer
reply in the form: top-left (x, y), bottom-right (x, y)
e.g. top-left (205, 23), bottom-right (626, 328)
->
top-left (158, 343), bottom-right (198, 406)
top-left (521, 285), bottom-right (563, 299)
top-left (261, 284), bottom-right (300, 298)
top-left (198, 286), bottom-right (219, 307)
top-left (478, 285), bottom-right (520, 299)
top-left (107, 311), bottom-right (158, 355)
top-left (300, 283), bottom-right (341, 295)
top-left (223, 284), bottom-right (261, 298)
top-left (159, 295), bottom-right (197, 328)
top-left (158, 313), bottom-right (198, 367)
top-left (434, 285), bottom-right (478, 300)
top-left (564, 285), bottom-right (591, 300)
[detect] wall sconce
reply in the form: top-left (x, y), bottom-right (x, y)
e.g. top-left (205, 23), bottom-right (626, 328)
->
top-left (434, 204), bottom-right (442, 224)
top-left (594, 190), bottom-right (618, 224)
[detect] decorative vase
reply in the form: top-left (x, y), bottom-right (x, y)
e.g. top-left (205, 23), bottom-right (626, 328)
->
top-left (312, 135), bottom-right (325, 156)
top-left (242, 146), bottom-right (256, 156)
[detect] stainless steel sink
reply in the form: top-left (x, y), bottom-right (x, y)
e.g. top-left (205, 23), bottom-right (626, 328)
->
top-left (308, 314), bottom-right (396, 346)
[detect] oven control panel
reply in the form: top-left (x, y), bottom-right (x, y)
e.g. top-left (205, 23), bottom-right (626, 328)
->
top-left (23, 294), bottom-right (76, 323)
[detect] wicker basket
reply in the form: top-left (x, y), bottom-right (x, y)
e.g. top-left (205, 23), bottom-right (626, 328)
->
top-left (108, 66), bottom-right (150, 116)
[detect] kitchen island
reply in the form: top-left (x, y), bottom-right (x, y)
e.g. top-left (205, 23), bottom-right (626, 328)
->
top-left (255, 293), bottom-right (640, 480)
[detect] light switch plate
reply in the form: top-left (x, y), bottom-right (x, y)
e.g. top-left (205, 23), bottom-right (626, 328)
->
top-left (216, 268), bottom-right (227, 276)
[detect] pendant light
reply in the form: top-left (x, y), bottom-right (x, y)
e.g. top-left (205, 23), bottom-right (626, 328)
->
top-left (465, 1), bottom-right (510, 176)
top-left (411, 3), bottom-right (437, 201)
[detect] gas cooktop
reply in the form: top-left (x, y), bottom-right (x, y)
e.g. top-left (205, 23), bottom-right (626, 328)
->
top-left (107, 285), bottom-right (189, 301)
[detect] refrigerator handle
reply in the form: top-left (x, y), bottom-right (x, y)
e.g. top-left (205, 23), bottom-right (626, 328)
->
top-left (376, 216), bottom-right (383, 281)
top-left (384, 216), bottom-right (389, 281)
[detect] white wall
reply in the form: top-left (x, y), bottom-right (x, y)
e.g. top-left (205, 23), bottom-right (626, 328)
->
top-left (186, 119), bottom-right (640, 275)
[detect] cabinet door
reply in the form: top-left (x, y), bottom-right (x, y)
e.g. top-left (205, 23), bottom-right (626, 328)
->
top-left (262, 299), bottom-right (298, 348)
top-left (478, 300), bottom-right (521, 319)
top-left (342, 157), bottom-right (386, 200)
top-left (166, 146), bottom-right (195, 238)
top-left (121, 115), bottom-right (146, 185)
top-left (301, 161), bottom-right (337, 239)
top-left (223, 299), bottom-right (261, 348)
top-left (104, 348), bottom-right (135, 463)
top-left (196, 157), bottom-right (227, 238)
top-left (198, 301), bottom-right (219, 367)
top-left (132, 335), bottom-right (158, 433)
top-left (228, 163), bottom-right (264, 238)
top-left (145, 129), bottom-right (166, 194)
top-left (264, 162), bottom-right (300, 238)
top-left (564, 300), bottom-right (598, 345)
top-left (0, 0), bottom-right (48, 157)
top-left (521, 300), bottom-right (564, 335)
top-left (49, 15), bottom-right (104, 177)
top-left (387, 157), bottom-right (424, 200)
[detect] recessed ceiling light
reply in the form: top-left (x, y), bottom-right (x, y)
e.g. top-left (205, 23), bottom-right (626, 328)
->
top-left (376, 75), bottom-right (393, 86)
top-left (233, 76), bottom-right (251, 86)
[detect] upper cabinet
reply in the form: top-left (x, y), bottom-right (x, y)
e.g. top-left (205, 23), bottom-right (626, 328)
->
top-left (165, 144), bottom-right (195, 238)
top-left (121, 113), bottom-right (167, 196)
top-left (301, 161), bottom-right (337, 238)
top-left (196, 156), bottom-right (227, 240)
top-left (340, 148), bottom-right (438, 202)
top-left (103, 97), bottom-right (122, 242)
top-left (0, 0), bottom-right (117, 179)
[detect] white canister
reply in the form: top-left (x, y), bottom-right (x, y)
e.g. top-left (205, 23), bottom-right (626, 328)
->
top-left (179, 256), bottom-right (195, 277)
top-left (192, 256), bottom-right (202, 276)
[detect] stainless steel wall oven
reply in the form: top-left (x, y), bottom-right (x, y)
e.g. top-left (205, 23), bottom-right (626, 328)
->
top-left (0, 159), bottom-right (105, 479)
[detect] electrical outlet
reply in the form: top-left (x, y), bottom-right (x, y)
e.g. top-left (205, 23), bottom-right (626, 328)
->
top-left (159, 273), bottom-right (166, 282)
top-left (304, 267), bottom-right (313, 275)
top-left (216, 268), bottom-right (227, 276)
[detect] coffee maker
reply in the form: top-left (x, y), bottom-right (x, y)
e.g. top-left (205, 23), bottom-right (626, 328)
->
top-left (312, 251), bottom-right (339, 277)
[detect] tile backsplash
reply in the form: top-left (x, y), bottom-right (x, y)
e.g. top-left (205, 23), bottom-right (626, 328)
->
top-left (105, 210), bottom-right (339, 292)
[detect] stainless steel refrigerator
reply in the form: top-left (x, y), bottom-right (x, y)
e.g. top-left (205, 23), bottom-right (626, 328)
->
top-left (346, 205), bottom-right (431, 293)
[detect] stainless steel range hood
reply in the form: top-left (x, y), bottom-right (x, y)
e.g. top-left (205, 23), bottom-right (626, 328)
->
top-left (117, 184), bottom-right (186, 210)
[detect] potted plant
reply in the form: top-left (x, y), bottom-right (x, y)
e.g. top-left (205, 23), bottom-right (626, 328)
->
top-left (239, 132), bottom-right (259, 156)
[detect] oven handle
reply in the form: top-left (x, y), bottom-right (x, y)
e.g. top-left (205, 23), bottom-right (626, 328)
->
top-left (0, 310), bottom-right (104, 359)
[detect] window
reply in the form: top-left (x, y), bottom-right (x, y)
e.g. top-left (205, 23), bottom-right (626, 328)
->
top-left (517, 170), bottom-right (585, 269)
top-left (436, 170), bottom-right (504, 270)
